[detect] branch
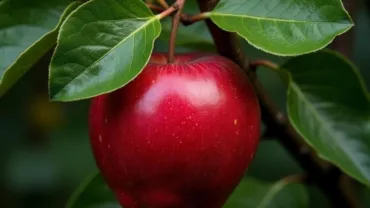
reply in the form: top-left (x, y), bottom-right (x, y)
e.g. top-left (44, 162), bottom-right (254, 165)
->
top-left (147, 3), bottom-right (208, 26)
top-left (196, 1), bottom-right (358, 208)
top-left (156, 3), bottom-right (178, 20)
top-left (181, 13), bottom-right (209, 26)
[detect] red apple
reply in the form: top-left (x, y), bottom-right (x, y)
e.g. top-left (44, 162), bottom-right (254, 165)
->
top-left (89, 53), bottom-right (261, 208)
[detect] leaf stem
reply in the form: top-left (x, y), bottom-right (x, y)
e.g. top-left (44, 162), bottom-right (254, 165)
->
top-left (168, 0), bottom-right (186, 63)
top-left (250, 60), bottom-right (279, 70)
top-left (182, 12), bottom-right (209, 26)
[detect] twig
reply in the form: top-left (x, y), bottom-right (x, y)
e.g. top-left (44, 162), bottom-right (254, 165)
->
top-left (156, 3), bottom-right (178, 20)
top-left (156, 0), bottom-right (169, 9)
top-left (196, 0), bottom-right (357, 208)
top-left (147, 3), bottom-right (164, 13)
top-left (168, 0), bottom-right (186, 63)
top-left (147, 3), bottom-right (208, 26)
top-left (181, 13), bottom-right (209, 26)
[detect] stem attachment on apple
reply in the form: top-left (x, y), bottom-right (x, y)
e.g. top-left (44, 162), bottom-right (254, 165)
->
top-left (168, 0), bottom-right (186, 63)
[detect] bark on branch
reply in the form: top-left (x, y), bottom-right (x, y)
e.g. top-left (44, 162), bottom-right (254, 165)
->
top-left (195, 1), bottom-right (357, 207)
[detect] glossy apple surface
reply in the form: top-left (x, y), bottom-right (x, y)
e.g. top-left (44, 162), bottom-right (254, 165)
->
top-left (89, 53), bottom-right (261, 208)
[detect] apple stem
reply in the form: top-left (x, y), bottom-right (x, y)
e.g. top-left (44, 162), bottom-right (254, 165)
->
top-left (168, 0), bottom-right (186, 63)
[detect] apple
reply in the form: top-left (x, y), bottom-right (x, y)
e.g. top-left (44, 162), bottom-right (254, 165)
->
top-left (89, 53), bottom-right (261, 208)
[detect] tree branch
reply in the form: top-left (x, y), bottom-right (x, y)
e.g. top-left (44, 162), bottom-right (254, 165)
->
top-left (196, 1), bottom-right (357, 207)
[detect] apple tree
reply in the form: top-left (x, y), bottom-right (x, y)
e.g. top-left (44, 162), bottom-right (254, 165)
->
top-left (0, 0), bottom-right (369, 207)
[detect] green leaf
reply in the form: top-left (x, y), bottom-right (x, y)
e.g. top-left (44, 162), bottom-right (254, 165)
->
top-left (225, 177), bottom-right (308, 208)
top-left (209, 0), bottom-right (354, 56)
top-left (66, 171), bottom-right (119, 208)
top-left (67, 173), bottom-right (308, 208)
top-left (0, 0), bottom-right (81, 97)
top-left (280, 50), bottom-right (370, 186)
top-left (49, 0), bottom-right (161, 101)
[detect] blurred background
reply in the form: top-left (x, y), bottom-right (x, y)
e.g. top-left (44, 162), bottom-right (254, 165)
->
top-left (0, 0), bottom-right (369, 207)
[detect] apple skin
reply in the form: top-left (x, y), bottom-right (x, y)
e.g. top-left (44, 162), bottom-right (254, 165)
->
top-left (89, 53), bottom-right (261, 208)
